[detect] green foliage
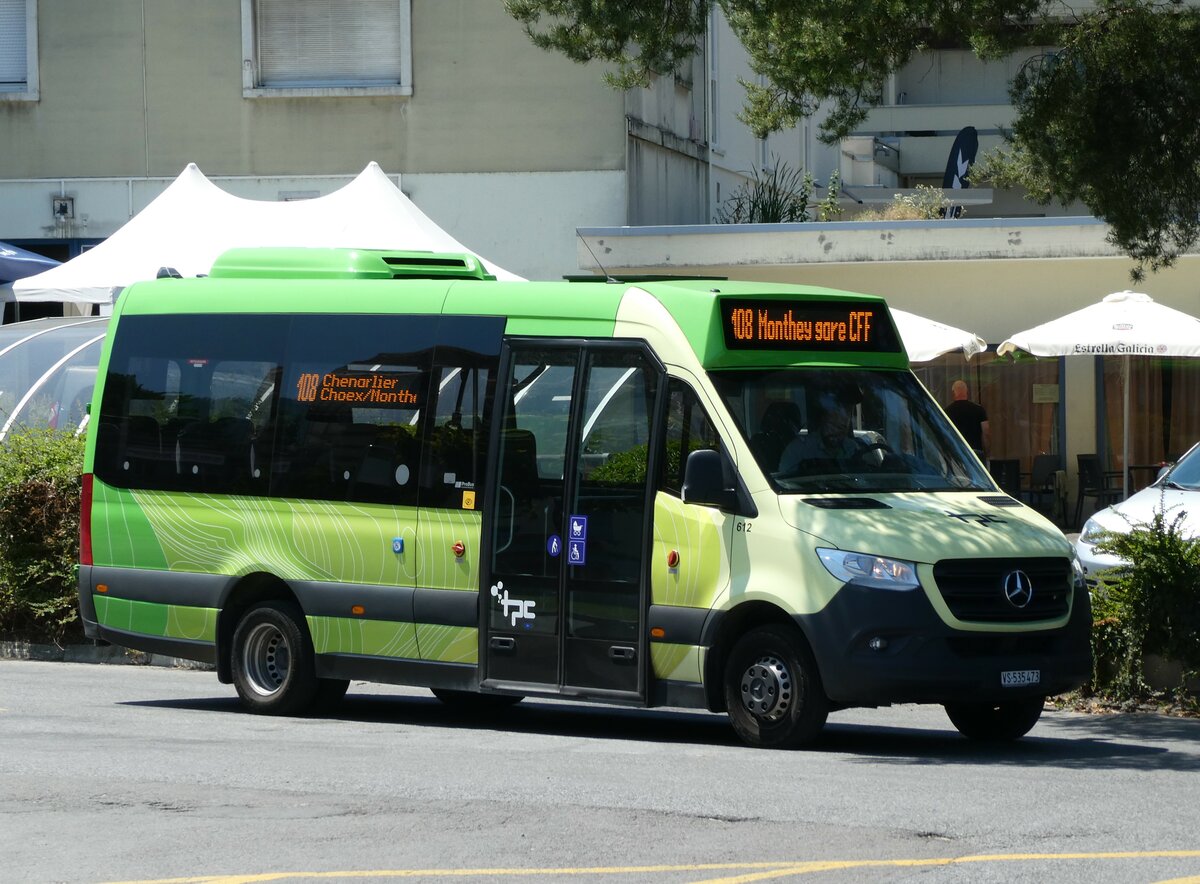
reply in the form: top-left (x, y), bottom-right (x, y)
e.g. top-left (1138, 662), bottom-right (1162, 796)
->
top-left (506, 0), bottom-right (1200, 274)
top-left (503, 0), bottom-right (710, 90)
top-left (979, 1), bottom-right (1200, 281)
top-left (714, 160), bottom-right (842, 224)
top-left (817, 169), bottom-right (843, 222)
top-left (1087, 505), bottom-right (1200, 701)
top-left (587, 443), bottom-right (650, 485)
top-left (505, 0), bottom-right (1042, 143)
top-left (0, 429), bottom-right (86, 643)
top-left (715, 159), bottom-right (816, 223)
top-left (854, 185), bottom-right (957, 221)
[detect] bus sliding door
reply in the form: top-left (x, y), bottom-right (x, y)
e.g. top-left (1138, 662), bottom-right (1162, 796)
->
top-left (482, 342), bottom-right (662, 700)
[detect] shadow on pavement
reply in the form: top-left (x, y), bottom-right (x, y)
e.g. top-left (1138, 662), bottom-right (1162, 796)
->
top-left (123, 690), bottom-right (1200, 771)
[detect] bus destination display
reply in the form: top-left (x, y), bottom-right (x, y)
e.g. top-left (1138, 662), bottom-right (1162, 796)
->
top-left (720, 299), bottom-right (901, 352)
top-left (296, 370), bottom-right (423, 407)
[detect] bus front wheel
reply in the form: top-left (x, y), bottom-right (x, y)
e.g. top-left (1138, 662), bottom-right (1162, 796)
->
top-left (944, 697), bottom-right (1045, 741)
top-left (231, 600), bottom-right (320, 715)
top-left (723, 625), bottom-right (828, 749)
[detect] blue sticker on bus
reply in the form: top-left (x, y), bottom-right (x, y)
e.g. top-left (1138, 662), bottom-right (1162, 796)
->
top-left (567, 539), bottom-right (587, 566)
top-left (392, 537), bottom-right (404, 554)
top-left (547, 534), bottom-right (561, 557)
top-left (568, 515), bottom-right (588, 541)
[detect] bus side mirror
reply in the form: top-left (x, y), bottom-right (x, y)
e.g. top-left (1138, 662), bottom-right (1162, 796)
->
top-left (682, 449), bottom-right (738, 511)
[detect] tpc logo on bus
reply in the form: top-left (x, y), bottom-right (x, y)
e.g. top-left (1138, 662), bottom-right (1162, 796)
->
top-left (491, 581), bottom-right (536, 628)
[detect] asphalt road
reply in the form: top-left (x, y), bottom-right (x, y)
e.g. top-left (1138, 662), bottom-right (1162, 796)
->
top-left (2, 659), bottom-right (1199, 884)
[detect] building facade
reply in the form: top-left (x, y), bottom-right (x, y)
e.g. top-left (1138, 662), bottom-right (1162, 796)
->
top-left (0, 0), bottom-right (786, 283)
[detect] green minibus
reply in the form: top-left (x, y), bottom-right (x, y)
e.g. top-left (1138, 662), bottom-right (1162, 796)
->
top-left (78, 247), bottom-right (1091, 748)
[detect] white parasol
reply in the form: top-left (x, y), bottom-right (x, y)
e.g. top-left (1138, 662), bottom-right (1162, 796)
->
top-left (891, 308), bottom-right (987, 362)
top-left (997, 290), bottom-right (1200, 497)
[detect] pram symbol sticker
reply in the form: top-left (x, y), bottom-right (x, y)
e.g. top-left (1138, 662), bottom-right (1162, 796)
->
top-left (491, 581), bottom-right (536, 627)
top-left (569, 515), bottom-right (587, 540)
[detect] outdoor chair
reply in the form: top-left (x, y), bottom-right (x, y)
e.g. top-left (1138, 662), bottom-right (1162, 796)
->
top-left (1073, 453), bottom-right (1123, 529)
top-left (1023, 454), bottom-right (1061, 518)
top-left (989, 458), bottom-right (1021, 497)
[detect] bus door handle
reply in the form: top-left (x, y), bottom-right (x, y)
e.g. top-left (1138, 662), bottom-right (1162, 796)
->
top-left (489, 636), bottom-right (516, 654)
top-left (608, 645), bottom-right (636, 663)
top-left (496, 486), bottom-right (515, 553)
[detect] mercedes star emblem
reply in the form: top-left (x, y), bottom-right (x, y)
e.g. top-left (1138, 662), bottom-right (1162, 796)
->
top-left (1003, 570), bottom-right (1034, 608)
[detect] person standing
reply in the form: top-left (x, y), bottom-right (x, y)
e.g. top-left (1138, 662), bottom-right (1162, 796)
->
top-left (946, 379), bottom-right (990, 461)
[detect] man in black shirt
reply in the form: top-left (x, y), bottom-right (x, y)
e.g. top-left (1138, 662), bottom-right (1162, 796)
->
top-left (946, 380), bottom-right (989, 461)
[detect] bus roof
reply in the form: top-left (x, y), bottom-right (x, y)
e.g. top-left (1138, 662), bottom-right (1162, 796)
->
top-left (115, 248), bottom-right (908, 370)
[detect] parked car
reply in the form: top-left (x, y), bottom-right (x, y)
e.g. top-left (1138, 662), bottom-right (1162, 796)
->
top-left (1074, 441), bottom-right (1200, 588)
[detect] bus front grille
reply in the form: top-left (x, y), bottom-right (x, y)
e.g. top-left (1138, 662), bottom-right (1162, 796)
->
top-left (932, 557), bottom-right (1072, 623)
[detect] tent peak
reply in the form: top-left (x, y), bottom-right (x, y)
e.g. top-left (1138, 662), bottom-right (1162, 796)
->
top-left (1104, 290), bottom-right (1151, 304)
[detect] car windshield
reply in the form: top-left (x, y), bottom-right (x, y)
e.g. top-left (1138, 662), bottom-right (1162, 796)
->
top-left (1161, 443), bottom-right (1200, 491)
top-left (710, 367), bottom-right (993, 494)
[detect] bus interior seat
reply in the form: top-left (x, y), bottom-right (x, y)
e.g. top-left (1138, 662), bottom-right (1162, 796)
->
top-left (751, 400), bottom-right (803, 472)
top-left (123, 416), bottom-right (165, 478)
top-left (175, 417), bottom-right (254, 484)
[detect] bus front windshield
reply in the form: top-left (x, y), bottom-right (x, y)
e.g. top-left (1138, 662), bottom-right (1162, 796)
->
top-left (711, 368), bottom-right (993, 494)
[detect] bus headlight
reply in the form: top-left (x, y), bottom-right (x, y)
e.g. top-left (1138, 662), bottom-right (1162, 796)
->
top-left (816, 548), bottom-right (920, 591)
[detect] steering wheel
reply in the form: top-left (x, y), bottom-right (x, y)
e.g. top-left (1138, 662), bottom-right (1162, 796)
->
top-left (851, 441), bottom-right (892, 466)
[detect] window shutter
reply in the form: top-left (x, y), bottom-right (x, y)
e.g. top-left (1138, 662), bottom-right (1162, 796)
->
top-left (0, 0), bottom-right (27, 87)
top-left (257, 0), bottom-right (403, 87)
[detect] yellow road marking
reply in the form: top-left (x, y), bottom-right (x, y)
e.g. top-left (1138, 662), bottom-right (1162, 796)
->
top-left (100, 852), bottom-right (1200, 884)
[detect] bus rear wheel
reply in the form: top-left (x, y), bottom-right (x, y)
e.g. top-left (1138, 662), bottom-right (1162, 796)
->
top-left (944, 697), bottom-right (1045, 741)
top-left (723, 625), bottom-right (828, 749)
top-left (231, 600), bottom-right (320, 715)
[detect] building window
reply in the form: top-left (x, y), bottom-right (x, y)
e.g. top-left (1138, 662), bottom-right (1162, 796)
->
top-left (241, 0), bottom-right (412, 98)
top-left (0, 0), bottom-right (38, 101)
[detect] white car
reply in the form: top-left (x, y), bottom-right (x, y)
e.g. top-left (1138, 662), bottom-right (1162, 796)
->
top-left (1074, 441), bottom-right (1200, 588)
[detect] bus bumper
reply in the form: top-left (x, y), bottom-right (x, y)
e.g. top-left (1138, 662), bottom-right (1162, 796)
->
top-left (78, 564), bottom-right (101, 639)
top-left (797, 581), bottom-right (1093, 706)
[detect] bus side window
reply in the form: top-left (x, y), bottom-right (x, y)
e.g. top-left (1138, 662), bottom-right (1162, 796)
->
top-left (420, 363), bottom-right (495, 509)
top-left (271, 361), bottom-right (427, 507)
top-left (660, 379), bottom-right (721, 498)
top-left (173, 359), bottom-right (277, 493)
top-left (95, 356), bottom-right (181, 487)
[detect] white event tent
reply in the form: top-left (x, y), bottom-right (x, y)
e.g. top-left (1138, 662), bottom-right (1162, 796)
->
top-left (9, 162), bottom-right (521, 304)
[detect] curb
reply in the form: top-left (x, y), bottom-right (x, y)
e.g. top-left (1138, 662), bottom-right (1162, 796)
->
top-left (0, 640), bottom-right (215, 671)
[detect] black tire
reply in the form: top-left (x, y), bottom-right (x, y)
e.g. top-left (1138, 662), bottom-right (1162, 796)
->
top-left (231, 600), bottom-right (319, 715)
top-left (944, 697), bottom-right (1045, 741)
top-left (723, 624), bottom-right (828, 749)
top-left (432, 688), bottom-right (523, 712)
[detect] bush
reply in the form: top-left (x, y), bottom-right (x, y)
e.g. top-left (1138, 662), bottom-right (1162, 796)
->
top-left (715, 160), bottom-right (842, 224)
top-left (0, 428), bottom-right (86, 644)
top-left (1086, 506), bottom-right (1200, 702)
top-left (853, 185), bottom-right (960, 221)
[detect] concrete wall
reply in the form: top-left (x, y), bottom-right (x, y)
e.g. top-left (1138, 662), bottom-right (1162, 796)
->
top-left (0, 0), bottom-right (626, 178)
top-left (0, 1), bottom-right (633, 280)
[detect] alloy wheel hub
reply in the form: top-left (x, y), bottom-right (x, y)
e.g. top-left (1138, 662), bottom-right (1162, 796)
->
top-left (739, 654), bottom-right (793, 721)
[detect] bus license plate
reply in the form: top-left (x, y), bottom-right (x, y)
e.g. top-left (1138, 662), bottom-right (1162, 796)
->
top-left (1001, 669), bottom-right (1040, 687)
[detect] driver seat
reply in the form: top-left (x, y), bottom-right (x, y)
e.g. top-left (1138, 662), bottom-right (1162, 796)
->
top-left (751, 400), bottom-right (803, 471)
